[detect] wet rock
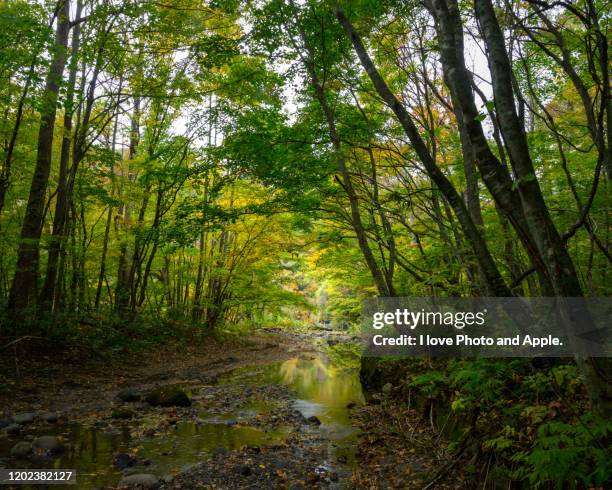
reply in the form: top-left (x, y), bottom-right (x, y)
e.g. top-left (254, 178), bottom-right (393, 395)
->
top-left (114, 453), bottom-right (137, 470)
top-left (10, 441), bottom-right (32, 458)
top-left (145, 386), bottom-right (191, 407)
top-left (32, 436), bottom-right (65, 455)
top-left (12, 412), bottom-right (36, 425)
top-left (307, 415), bottom-right (321, 425)
top-left (118, 388), bottom-right (141, 402)
top-left (116, 474), bottom-right (159, 489)
top-left (239, 464), bottom-right (252, 476)
top-left (4, 423), bottom-right (20, 435)
top-left (212, 447), bottom-right (228, 457)
top-left (41, 412), bottom-right (58, 423)
top-left (112, 408), bottom-right (136, 420)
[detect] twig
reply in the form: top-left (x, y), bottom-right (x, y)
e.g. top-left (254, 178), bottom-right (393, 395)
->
top-left (1, 336), bottom-right (45, 351)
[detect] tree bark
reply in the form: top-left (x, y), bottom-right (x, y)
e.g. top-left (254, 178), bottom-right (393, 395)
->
top-left (335, 6), bottom-right (512, 297)
top-left (290, 12), bottom-right (392, 296)
top-left (8, 0), bottom-right (71, 315)
top-left (39, 0), bottom-right (84, 312)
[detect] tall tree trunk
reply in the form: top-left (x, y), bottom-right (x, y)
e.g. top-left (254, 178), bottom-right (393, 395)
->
top-left (115, 97), bottom-right (140, 312)
top-left (8, 0), bottom-right (71, 315)
top-left (426, 0), bottom-right (553, 293)
top-left (472, 0), bottom-right (610, 414)
top-left (39, 0), bottom-right (84, 312)
top-left (335, 6), bottom-right (512, 297)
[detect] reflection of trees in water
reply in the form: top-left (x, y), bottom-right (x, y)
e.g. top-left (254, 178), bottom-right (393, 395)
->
top-left (277, 356), bottom-right (364, 411)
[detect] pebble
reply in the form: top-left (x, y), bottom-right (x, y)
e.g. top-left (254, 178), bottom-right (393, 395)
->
top-left (41, 412), bottom-right (59, 423)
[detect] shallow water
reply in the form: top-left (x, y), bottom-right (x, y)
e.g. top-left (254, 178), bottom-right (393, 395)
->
top-left (1, 348), bottom-right (364, 489)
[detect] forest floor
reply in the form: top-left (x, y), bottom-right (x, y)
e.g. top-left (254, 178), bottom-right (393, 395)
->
top-left (1, 328), bottom-right (461, 489)
top-left (0, 329), bottom-right (306, 417)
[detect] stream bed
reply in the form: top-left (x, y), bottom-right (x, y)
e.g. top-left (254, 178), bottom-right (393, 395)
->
top-left (1, 347), bottom-right (364, 489)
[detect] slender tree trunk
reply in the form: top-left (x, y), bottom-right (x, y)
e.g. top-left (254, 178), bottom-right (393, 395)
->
top-left (473, 0), bottom-right (611, 414)
top-left (40, 0), bottom-right (84, 312)
top-left (426, 0), bottom-right (553, 293)
top-left (335, 6), bottom-right (511, 297)
top-left (95, 208), bottom-right (113, 309)
top-left (290, 15), bottom-right (392, 296)
top-left (8, 0), bottom-right (71, 315)
top-left (116, 97), bottom-right (140, 312)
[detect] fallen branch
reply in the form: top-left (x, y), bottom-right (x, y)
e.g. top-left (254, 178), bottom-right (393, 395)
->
top-left (1, 336), bottom-right (46, 351)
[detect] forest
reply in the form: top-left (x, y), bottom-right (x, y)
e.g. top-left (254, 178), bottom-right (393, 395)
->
top-left (0, 0), bottom-right (610, 488)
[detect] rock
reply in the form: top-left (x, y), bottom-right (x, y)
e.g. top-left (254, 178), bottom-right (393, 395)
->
top-left (161, 475), bottom-right (173, 484)
top-left (10, 441), bottom-right (32, 458)
top-left (145, 386), bottom-right (191, 407)
top-left (0, 419), bottom-right (11, 429)
top-left (382, 382), bottom-right (393, 395)
top-left (4, 424), bottom-right (20, 435)
top-left (32, 436), bottom-right (65, 456)
top-left (212, 447), bottom-right (228, 457)
top-left (114, 453), bottom-right (137, 470)
top-left (116, 474), bottom-right (159, 489)
top-left (41, 412), bottom-right (58, 423)
top-left (307, 415), bottom-right (321, 425)
top-left (112, 408), bottom-right (136, 420)
top-left (12, 412), bottom-right (36, 425)
top-left (24, 435), bottom-right (35, 442)
top-left (117, 388), bottom-right (141, 402)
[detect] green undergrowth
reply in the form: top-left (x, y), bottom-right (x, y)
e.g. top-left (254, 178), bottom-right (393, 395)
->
top-left (363, 357), bottom-right (611, 489)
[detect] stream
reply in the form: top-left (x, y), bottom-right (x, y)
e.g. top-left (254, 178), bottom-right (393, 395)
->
top-left (1, 344), bottom-right (364, 489)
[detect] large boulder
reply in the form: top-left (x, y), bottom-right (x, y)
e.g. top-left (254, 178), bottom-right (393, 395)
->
top-left (32, 436), bottom-right (65, 456)
top-left (116, 474), bottom-right (159, 489)
top-left (145, 386), bottom-right (191, 407)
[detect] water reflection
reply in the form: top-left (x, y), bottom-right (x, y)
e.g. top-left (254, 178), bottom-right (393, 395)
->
top-left (1, 347), bottom-right (364, 489)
